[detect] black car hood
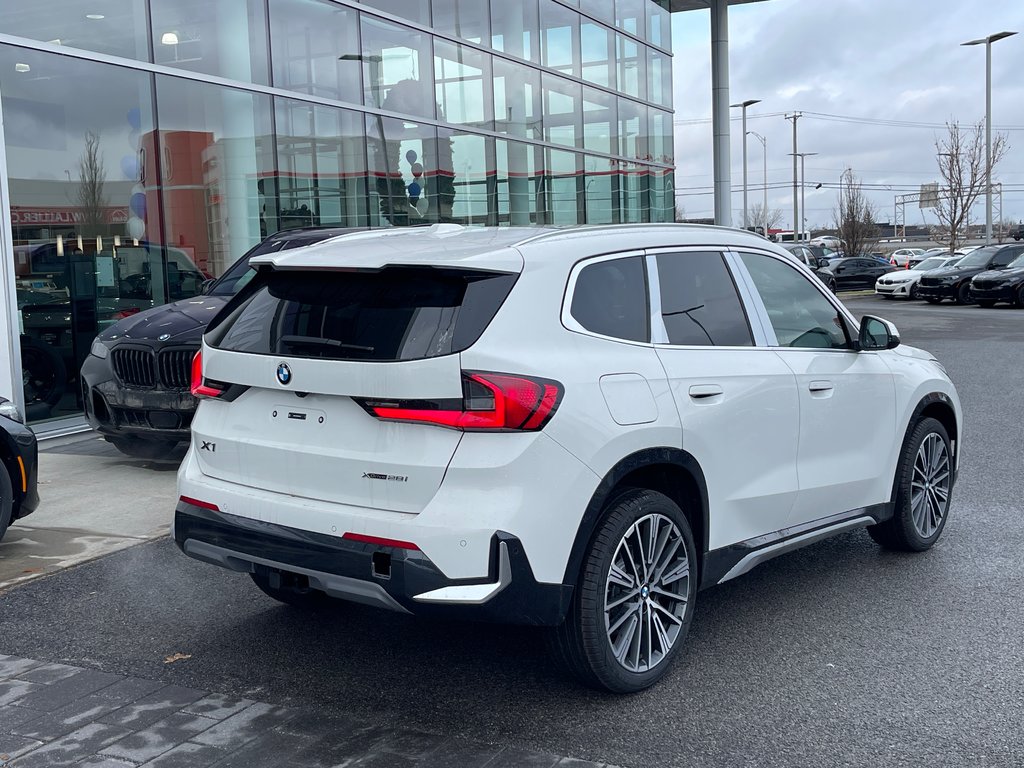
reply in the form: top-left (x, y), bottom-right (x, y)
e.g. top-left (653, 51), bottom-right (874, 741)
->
top-left (100, 295), bottom-right (229, 344)
top-left (975, 266), bottom-right (1024, 282)
top-left (927, 264), bottom-right (988, 279)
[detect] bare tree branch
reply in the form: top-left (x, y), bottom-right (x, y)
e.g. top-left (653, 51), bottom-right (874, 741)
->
top-left (77, 131), bottom-right (108, 234)
top-left (749, 202), bottom-right (784, 233)
top-left (932, 120), bottom-right (1008, 252)
top-left (832, 169), bottom-right (878, 257)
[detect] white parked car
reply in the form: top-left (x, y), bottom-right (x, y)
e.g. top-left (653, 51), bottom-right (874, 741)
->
top-left (875, 255), bottom-right (962, 299)
top-left (811, 235), bottom-right (844, 249)
top-left (888, 248), bottom-right (927, 268)
top-left (175, 224), bottom-right (962, 693)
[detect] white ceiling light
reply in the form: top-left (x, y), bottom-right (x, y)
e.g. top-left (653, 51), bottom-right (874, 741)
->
top-left (85, 14), bottom-right (105, 20)
top-left (15, 63), bottom-right (30, 73)
top-left (160, 31), bottom-right (179, 45)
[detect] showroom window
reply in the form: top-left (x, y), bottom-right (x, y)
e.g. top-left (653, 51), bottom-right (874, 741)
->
top-left (543, 74), bottom-right (582, 149)
top-left (493, 58), bottom-right (542, 140)
top-left (489, 0), bottom-right (539, 61)
top-left (0, 1), bottom-right (149, 61)
top-left (361, 0), bottom-right (430, 26)
top-left (540, 0), bottom-right (580, 77)
top-left (433, 0), bottom-right (490, 44)
top-left (268, 0), bottom-right (362, 104)
top-left (434, 40), bottom-right (492, 127)
top-left (360, 15), bottom-right (435, 120)
top-left (150, 0), bottom-right (270, 85)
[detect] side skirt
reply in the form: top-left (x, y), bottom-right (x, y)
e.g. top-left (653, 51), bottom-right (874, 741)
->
top-left (700, 503), bottom-right (893, 589)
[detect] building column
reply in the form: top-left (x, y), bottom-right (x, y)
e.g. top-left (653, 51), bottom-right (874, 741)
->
top-left (710, 0), bottom-right (732, 227)
top-left (0, 84), bottom-right (24, 414)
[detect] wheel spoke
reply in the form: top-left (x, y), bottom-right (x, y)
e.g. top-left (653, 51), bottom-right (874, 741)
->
top-left (608, 599), bottom-right (642, 636)
top-left (650, 598), bottom-right (684, 625)
top-left (652, 611), bottom-right (672, 657)
top-left (613, 613), bottom-right (640, 662)
top-left (607, 588), bottom-right (641, 611)
top-left (608, 562), bottom-right (635, 589)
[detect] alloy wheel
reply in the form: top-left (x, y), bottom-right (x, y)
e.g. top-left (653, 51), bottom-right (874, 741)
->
top-left (910, 433), bottom-right (951, 539)
top-left (604, 513), bottom-right (690, 673)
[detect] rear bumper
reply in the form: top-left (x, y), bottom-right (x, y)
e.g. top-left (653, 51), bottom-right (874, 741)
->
top-left (174, 501), bottom-right (573, 626)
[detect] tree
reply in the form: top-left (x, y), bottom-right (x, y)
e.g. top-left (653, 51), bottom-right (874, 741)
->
top-left (674, 201), bottom-right (686, 223)
top-left (932, 120), bottom-right (1008, 253)
top-left (76, 131), bottom-right (108, 234)
top-left (748, 202), bottom-right (783, 233)
top-left (832, 169), bottom-right (878, 257)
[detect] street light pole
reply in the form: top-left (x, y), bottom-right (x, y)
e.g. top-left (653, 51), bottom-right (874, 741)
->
top-left (749, 131), bottom-right (767, 233)
top-left (730, 99), bottom-right (761, 229)
top-left (962, 31), bottom-right (1017, 244)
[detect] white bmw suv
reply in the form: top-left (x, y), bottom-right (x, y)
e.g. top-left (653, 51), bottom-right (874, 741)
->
top-left (176, 224), bottom-right (961, 693)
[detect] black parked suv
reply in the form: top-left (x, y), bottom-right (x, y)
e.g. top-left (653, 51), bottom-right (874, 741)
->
top-left (816, 256), bottom-right (896, 291)
top-left (969, 251), bottom-right (1024, 307)
top-left (917, 244), bottom-right (1024, 305)
top-left (81, 227), bottom-right (362, 458)
top-left (0, 397), bottom-right (39, 543)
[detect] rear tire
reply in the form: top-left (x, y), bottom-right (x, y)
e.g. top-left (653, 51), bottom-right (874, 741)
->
top-left (955, 282), bottom-right (972, 305)
top-left (552, 489), bottom-right (697, 693)
top-left (105, 435), bottom-right (178, 460)
top-left (1016, 285), bottom-right (1024, 308)
top-left (250, 569), bottom-right (327, 609)
top-left (868, 417), bottom-right (952, 552)
top-left (909, 283), bottom-right (919, 300)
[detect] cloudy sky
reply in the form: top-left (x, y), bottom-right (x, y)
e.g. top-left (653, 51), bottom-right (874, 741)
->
top-left (670, 0), bottom-right (1024, 231)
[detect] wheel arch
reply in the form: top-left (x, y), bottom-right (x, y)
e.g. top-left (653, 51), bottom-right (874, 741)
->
top-left (892, 392), bottom-right (959, 501)
top-left (561, 447), bottom-right (709, 589)
top-left (0, 432), bottom-right (22, 515)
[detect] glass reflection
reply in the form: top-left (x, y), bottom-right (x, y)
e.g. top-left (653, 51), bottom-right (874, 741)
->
top-left (616, 34), bottom-right (646, 101)
top-left (583, 156), bottom-right (615, 224)
top-left (434, 40), bottom-right (492, 128)
top-left (620, 162), bottom-right (650, 223)
top-left (543, 74), bottom-right (582, 149)
top-left (440, 130), bottom-right (494, 225)
top-left (361, 0), bottom-right (430, 26)
top-left (495, 139), bottom-right (541, 226)
top-left (583, 87), bottom-right (616, 155)
top-left (649, 48), bottom-right (671, 107)
top-left (368, 118), bottom-right (457, 226)
top-left (433, 0), bottom-right (490, 44)
top-left (493, 58), bottom-right (542, 140)
top-left (275, 99), bottom-right (369, 228)
top-left (151, 0), bottom-right (269, 84)
top-left (544, 148), bottom-right (581, 225)
top-left (540, 0), bottom-right (580, 77)
top-left (490, 0), bottom-right (539, 60)
top-left (581, 21), bottom-right (614, 88)
top-left (361, 16), bottom-right (435, 120)
top-left (270, 0), bottom-right (361, 103)
top-left (0, 1), bottom-right (149, 61)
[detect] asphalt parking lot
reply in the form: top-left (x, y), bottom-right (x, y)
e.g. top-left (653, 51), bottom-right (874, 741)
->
top-left (1, 294), bottom-right (1022, 767)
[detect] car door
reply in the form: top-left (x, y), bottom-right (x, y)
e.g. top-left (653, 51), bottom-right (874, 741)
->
top-left (734, 250), bottom-right (898, 526)
top-left (650, 249), bottom-right (801, 549)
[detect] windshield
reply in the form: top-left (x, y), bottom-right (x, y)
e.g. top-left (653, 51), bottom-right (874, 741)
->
top-left (955, 248), bottom-right (998, 269)
top-left (913, 257), bottom-right (947, 271)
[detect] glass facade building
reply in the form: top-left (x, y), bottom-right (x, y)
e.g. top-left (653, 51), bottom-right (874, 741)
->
top-left (0, 0), bottom-right (673, 425)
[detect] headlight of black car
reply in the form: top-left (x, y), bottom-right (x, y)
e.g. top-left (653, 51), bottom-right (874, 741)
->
top-left (0, 396), bottom-right (24, 423)
top-left (90, 339), bottom-right (110, 359)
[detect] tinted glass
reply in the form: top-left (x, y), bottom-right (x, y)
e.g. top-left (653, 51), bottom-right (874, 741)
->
top-left (657, 252), bottom-right (751, 346)
top-left (570, 256), bottom-right (648, 342)
top-left (211, 268), bottom-right (517, 361)
top-left (269, 0), bottom-right (361, 102)
top-left (740, 252), bottom-right (851, 350)
top-left (992, 248), bottom-right (1020, 267)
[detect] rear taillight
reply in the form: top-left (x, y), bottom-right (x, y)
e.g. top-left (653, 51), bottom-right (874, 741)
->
top-left (359, 372), bottom-right (563, 432)
top-left (112, 307), bottom-right (142, 320)
top-left (190, 350), bottom-right (226, 399)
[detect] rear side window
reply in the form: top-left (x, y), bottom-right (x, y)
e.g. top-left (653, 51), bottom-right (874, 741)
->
top-left (208, 267), bottom-right (517, 361)
top-left (569, 256), bottom-right (649, 342)
top-left (656, 252), bottom-right (752, 346)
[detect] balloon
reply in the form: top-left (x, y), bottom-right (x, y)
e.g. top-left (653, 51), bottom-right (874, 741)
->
top-left (126, 107), bottom-right (141, 131)
top-left (405, 149), bottom-right (418, 164)
top-left (411, 162), bottom-right (423, 178)
top-left (129, 192), bottom-right (146, 219)
top-left (127, 216), bottom-right (145, 240)
top-left (120, 154), bottom-right (138, 180)
top-left (407, 181), bottom-right (422, 200)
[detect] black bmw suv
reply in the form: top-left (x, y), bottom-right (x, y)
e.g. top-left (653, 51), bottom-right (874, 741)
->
top-left (970, 250), bottom-right (1024, 307)
top-left (917, 244), bottom-right (1024, 305)
top-left (81, 227), bottom-right (362, 458)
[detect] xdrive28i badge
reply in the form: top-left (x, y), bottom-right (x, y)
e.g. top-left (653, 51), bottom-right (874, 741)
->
top-left (276, 362), bottom-right (292, 386)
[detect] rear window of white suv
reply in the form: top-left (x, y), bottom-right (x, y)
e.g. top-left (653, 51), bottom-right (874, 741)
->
top-left (207, 267), bottom-right (517, 361)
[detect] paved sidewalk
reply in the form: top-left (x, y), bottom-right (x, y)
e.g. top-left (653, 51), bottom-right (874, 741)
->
top-left (0, 655), bottom-right (616, 768)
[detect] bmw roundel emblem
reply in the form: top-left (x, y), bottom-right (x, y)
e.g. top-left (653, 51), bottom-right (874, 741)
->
top-left (158, 333), bottom-right (171, 341)
top-left (276, 362), bottom-right (292, 386)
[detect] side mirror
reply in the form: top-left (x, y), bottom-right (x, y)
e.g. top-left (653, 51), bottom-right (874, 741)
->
top-left (858, 315), bottom-right (900, 351)
top-left (199, 278), bottom-right (216, 295)
top-left (818, 258), bottom-right (830, 269)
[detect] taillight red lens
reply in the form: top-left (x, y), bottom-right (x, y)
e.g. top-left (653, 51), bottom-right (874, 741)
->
top-left (113, 307), bottom-right (142, 320)
top-left (363, 372), bottom-right (562, 432)
top-left (190, 350), bottom-right (225, 399)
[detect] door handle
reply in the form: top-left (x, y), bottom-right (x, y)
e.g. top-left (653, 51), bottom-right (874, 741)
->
top-left (808, 380), bottom-right (834, 396)
top-left (689, 384), bottom-right (724, 400)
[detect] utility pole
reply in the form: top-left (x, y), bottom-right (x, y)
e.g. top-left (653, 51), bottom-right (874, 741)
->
top-left (790, 152), bottom-right (817, 240)
top-left (785, 112), bottom-right (801, 240)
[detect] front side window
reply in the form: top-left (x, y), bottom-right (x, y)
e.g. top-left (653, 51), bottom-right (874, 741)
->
top-left (740, 252), bottom-right (852, 350)
top-left (569, 256), bottom-right (649, 342)
top-left (656, 252), bottom-right (752, 346)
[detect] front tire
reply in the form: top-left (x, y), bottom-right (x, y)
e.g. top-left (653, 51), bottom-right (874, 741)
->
top-left (868, 417), bottom-right (953, 552)
top-left (552, 489), bottom-right (697, 693)
top-left (909, 283), bottom-right (919, 300)
top-left (1016, 285), bottom-right (1024, 308)
top-left (955, 282), bottom-right (972, 305)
